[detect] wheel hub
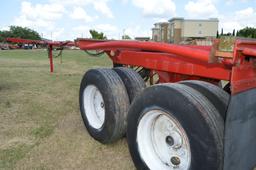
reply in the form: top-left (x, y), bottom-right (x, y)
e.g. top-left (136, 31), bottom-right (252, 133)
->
top-left (137, 110), bottom-right (191, 170)
top-left (83, 85), bottom-right (105, 129)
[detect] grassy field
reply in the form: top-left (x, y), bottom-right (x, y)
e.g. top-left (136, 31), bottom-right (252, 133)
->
top-left (0, 49), bottom-right (135, 170)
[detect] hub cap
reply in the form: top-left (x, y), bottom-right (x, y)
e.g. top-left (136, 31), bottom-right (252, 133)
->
top-left (83, 85), bottom-right (105, 129)
top-left (137, 110), bottom-right (191, 170)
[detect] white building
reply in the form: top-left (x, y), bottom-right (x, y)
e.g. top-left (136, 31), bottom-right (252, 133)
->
top-left (152, 18), bottom-right (219, 44)
top-left (152, 22), bottom-right (170, 43)
top-left (169, 18), bottom-right (219, 44)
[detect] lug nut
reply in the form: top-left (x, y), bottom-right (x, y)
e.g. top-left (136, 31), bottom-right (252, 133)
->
top-left (166, 136), bottom-right (174, 146)
top-left (171, 156), bottom-right (181, 166)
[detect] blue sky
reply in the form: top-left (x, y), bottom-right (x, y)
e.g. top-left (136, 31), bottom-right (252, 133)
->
top-left (0, 0), bottom-right (255, 40)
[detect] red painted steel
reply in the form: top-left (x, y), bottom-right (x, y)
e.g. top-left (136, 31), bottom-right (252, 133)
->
top-left (79, 40), bottom-right (210, 62)
top-left (77, 38), bottom-right (256, 94)
top-left (6, 38), bottom-right (74, 46)
top-left (6, 38), bottom-right (45, 44)
top-left (48, 45), bottom-right (54, 73)
top-left (112, 50), bottom-right (231, 81)
top-left (230, 39), bottom-right (256, 94)
top-left (231, 62), bottom-right (256, 94)
top-left (242, 48), bottom-right (256, 57)
top-left (6, 37), bottom-right (256, 94)
top-left (75, 38), bottom-right (108, 46)
top-left (6, 38), bottom-right (75, 73)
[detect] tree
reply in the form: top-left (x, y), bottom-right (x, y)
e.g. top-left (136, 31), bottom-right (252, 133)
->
top-left (224, 32), bottom-right (232, 36)
top-left (232, 29), bottom-right (236, 36)
top-left (122, 34), bottom-right (131, 40)
top-left (216, 30), bottom-right (220, 38)
top-left (0, 30), bottom-right (11, 42)
top-left (0, 26), bottom-right (41, 42)
top-left (237, 27), bottom-right (256, 38)
top-left (89, 30), bottom-right (107, 40)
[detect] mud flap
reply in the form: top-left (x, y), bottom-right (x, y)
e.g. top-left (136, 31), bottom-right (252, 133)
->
top-left (224, 89), bottom-right (256, 170)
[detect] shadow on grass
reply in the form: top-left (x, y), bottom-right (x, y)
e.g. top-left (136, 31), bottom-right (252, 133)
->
top-left (0, 82), bottom-right (17, 91)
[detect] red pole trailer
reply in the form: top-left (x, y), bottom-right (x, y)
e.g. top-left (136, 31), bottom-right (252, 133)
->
top-left (76, 37), bottom-right (256, 170)
top-left (6, 38), bottom-right (75, 73)
top-left (6, 37), bottom-right (256, 170)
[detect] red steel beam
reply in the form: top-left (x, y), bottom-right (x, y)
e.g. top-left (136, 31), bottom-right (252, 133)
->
top-left (6, 38), bottom-right (75, 47)
top-left (78, 40), bottom-right (211, 62)
top-left (112, 50), bottom-right (231, 81)
top-left (75, 38), bottom-right (109, 46)
top-left (6, 38), bottom-right (45, 44)
top-left (242, 48), bottom-right (256, 57)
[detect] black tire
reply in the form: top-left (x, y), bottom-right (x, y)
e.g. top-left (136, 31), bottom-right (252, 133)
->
top-left (180, 80), bottom-right (230, 120)
top-left (79, 68), bottom-right (130, 144)
top-left (113, 67), bottom-right (146, 103)
top-left (127, 83), bottom-right (224, 170)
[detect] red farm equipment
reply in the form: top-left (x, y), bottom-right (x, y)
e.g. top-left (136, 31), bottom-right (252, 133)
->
top-left (6, 37), bottom-right (256, 170)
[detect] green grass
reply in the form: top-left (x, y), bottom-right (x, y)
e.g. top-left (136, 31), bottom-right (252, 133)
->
top-left (31, 126), bottom-right (54, 139)
top-left (0, 49), bottom-right (134, 170)
top-left (0, 144), bottom-right (32, 169)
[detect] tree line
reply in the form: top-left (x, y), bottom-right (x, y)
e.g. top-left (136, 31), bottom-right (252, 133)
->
top-left (0, 26), bottom-right (41, 42)
top-left (1, 25), bottom-right (256, 42)
top-left (217, 27), bottom-right (256, 38)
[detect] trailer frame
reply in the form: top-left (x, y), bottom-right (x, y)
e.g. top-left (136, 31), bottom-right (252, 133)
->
top-left (76, 37), bottom-right (256, 94)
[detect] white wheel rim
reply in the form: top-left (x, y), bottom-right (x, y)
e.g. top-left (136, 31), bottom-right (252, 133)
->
top-left (137, 110), bottom-right (191, 170)
top-left (83, 85), bottom-right (105, 129)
